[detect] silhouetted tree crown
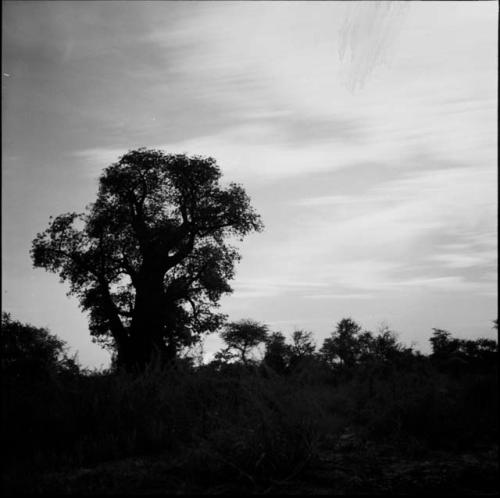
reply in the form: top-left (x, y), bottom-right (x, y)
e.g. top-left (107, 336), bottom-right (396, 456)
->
top-left (281, 329), bottom-right (315, 371)
top-left (320, 318), bottom-right (364, 368)
top-left (263, 331), bottom-right (292, 373)
top-left (217, 319), bottom-right (269, 365)
top-left (429, 327), bottom-right (497, 370)
top-left (364, 325), bottom-right (408, 363)
top-left (319, 319), bottom-right (413, 370)
top-left (429, 329), bottom-right (460, 359)
top-left (31, 149), bottom-right (263, 370)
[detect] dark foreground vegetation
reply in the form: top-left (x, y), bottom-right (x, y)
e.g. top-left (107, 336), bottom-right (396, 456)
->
top-left (2, 312), bottom-right (498, 495)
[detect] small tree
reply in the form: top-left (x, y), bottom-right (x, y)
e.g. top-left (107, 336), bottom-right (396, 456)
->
top-left (429, 328), bottom-right (461, 360)
top-left (289, 330), bottom-right (316, 370)
top-left (367, 325), bottom-right (406, 362)
top-left (290, 330), bottom-right (316, 358)
top-left (263, 331), bottom-right (292, 374)
top-left (218, 319), bottom-right (269, 365)
top-left (320, 318), bottom-right (363, 368)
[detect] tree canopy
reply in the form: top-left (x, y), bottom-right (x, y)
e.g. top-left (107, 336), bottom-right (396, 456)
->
top-left (263, 331), bottom-right (291, 374)
top-left (217, 319), bottom-right (269, 365)
top-left (31, 149), bottom-right (263, 370)
top-left (320, 318), bottom-right (364, 368)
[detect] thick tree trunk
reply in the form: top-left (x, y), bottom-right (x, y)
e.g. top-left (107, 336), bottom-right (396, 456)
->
top-left (114, 339), bottom-right (133, 371)
top-left (99, 281), bottom-right (134, 371)
top-left (127, 270), bottom-right (172, 370)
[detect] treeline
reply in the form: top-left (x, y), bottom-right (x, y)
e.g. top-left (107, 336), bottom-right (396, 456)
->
top-left (2, 312), bottom-right (498, 494)
top-left (2, 312), bottom-right (497, 379)
top-left (209, 317), bottom-right (498, 377)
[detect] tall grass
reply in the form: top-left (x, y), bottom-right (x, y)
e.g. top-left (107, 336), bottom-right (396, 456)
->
top-left (3, 363), bottom-right (328, 491)
top-left (2, 357), bottom-right (497, 493)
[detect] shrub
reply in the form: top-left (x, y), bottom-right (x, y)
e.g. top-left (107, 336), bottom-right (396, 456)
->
top-left (1, 312), bottom-right (79, 380)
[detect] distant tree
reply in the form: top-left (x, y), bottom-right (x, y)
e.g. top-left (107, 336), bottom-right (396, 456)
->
top-left (428, 327), bottom-right (498, 375)
top-left (1, 312), bottom-right (79, 379)
top-left (356, 330), bottom-right (376, 361)
top-left (288, 330), bottom-right (316, 370)
top-left (217, 319), bottom-right (269, 365)
top-left (263, 331), bottom-right (292, 374)
top-left (461, 337), bottom-right (497, 365)
top-left (429, 328), bottom-right (461, 360)
top-left (31, 149), bottom-right (263, 371)
top-left (290, 330), bottom-right (316, 358)
top-left (366, 325), bottom-right (406, 362)
top-left (320, 318), bottom-right (363, 368)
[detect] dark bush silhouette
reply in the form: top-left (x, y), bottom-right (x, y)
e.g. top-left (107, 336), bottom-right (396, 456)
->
top-left (31, 149), bottom-right (263, 371)
top-left (429, 328), bottom-right (498, 375)
top-left (1, 312), bottom-right (79, 379)
top-left (263, 331), bottom-right (292, 374)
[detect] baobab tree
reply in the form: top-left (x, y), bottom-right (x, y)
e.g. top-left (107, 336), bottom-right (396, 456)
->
top-left (31, 148), bottom-right (263, 370)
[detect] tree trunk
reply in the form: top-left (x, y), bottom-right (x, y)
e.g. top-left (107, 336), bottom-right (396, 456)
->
top-left (128, 271), bottom-right (170, 370)
top-left (99, 281), bottom-right (133, 371)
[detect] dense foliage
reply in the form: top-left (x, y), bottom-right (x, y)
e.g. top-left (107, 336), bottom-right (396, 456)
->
top-left (1, 312), bottom-right (79, 380)
top-left (31, 149), bottom-right (263, 370)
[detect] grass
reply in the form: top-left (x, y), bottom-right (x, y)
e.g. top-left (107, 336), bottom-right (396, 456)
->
top-left (2, 356), bottom-right (498, 494)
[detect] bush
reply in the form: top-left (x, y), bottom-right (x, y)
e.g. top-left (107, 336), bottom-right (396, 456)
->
top-left (1, 312), bottom-right (79, 380)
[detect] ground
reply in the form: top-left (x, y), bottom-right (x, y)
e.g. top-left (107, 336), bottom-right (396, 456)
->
top-left (19, 431), bottom-right (498, 495)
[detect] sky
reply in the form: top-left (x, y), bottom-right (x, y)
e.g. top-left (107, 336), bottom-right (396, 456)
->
top-left (2, 1), bottom-right (497, 368)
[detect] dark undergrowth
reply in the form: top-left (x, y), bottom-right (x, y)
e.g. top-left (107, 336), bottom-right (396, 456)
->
top-left (2, 356), bottom-right (498, 494)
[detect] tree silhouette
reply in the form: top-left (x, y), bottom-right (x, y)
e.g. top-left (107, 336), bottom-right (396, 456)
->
top-left (31, 149), bottom-right (263, 370)
top-left (429, 328), bottom-right (497, 373)
top-left (365, 325), bottom-right (405, 363)
top-left (429, 328), bottom-right (460, 360)
top-left (288, 330), bottom-right (316, 370)
top-left (290, 330), bottom-right (316, 357)
top-left (263, 331), bottom-right (292, 373)
top-left (217, 319), bottom-right (269, 365)
top-left (320, 318), bottom-right (364, 368)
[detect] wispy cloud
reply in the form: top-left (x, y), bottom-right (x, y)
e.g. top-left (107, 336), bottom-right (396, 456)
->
top-left (231, 278), bottom-right (330, 300)
top-left (303, 293), bottom-right (374, 300)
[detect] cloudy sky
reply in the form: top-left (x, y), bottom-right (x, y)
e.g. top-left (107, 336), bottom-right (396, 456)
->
top-left (2, 1), bottom-right (497, 368)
